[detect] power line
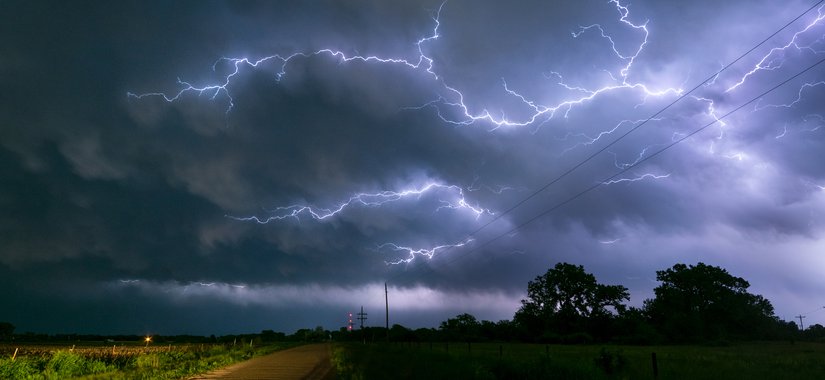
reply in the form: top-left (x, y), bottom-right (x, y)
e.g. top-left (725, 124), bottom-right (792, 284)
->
top-left (385, 0), bottom-right (825, 282)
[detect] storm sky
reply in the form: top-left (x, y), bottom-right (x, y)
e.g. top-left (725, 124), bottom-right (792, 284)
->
top-left (2, 0), bottom-right (825, 335)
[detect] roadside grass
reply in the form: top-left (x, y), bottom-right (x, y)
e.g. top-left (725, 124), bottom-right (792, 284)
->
top-left (333, 341), bottom-right (825, 379)
top-left (0, 342), bottom-right (298, 380)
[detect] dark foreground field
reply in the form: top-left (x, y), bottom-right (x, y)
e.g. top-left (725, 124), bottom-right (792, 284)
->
top-left (332, 341), bottom-right (825, 380)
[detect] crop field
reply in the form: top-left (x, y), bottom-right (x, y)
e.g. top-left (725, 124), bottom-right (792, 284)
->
top-left (0, 341), bottom-right (295, 379)
top-left (332, 341), bottom-right (825, 379)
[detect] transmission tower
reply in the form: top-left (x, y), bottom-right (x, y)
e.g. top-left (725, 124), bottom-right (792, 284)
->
top-left (357, 306), bottom-right (368, 329)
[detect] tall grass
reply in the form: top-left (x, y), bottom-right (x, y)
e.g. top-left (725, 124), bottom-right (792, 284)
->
top-left (0, 342), bottom-right (297, 379)
top-left (0, 350), bottom-right (115, 380)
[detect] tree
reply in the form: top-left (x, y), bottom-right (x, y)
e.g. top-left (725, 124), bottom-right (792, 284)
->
top-left (514, 263), bottom-right (629, 341)
top-left (0, 322), bottom-right (13, 341)
top-left (439, 313), bottom-right (481, 341)
top-left (644, 262), bottom-right (776, 342)
top-left (804, 324), bottom-right (825, 341)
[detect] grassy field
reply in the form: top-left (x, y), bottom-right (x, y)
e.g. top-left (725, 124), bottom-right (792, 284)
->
top-left (0, 341), bottom-right (297, 379)
top-left (332, 341), bottom-right (825, 379)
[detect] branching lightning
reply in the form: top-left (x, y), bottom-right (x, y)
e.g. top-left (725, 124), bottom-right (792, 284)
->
top-left (608, 145), bottom-right (657, 169)
top-left (556, 118), bottom-right (664, 156)
top-left (692, 96), bottom-right (727, 137)
top-left (227, 182), bottom-right (492, 224)
top-left (432, 0), bottom-right (683, 129)
top-left (377, 239), bottom-right (474, 265)
top-left (602, 173), bottom-right (670, 185)
top-left (128, 1), bottom-right (446, 115)
top-left (726, 4), bottom-right (825, 93)
top-left (753, 80), bottom-right (825, 110)
top-left (129, 0), bottom-right (682, 131)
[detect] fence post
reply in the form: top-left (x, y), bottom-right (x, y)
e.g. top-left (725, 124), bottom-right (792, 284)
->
top-left (499, 345), bottom-right (503, 358)
top-left (651, 352), bottom-right (659, 380)
top-left (467, 342), bottom-right (471, 354)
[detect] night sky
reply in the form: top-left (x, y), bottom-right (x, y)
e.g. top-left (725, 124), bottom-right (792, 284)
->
top-left (2, 0), bottom-right (825, 335)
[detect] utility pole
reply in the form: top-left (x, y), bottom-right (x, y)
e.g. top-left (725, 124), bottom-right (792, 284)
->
top-left (385, 282), bottom-right (389, 341)
top-left (357, 306), bottom-right (368, 329)
top-left (796, 314), bottom-right (806, 330)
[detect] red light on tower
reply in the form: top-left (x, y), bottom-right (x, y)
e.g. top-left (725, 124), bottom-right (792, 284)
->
top-left (347, 312), bottom-right (354, 331)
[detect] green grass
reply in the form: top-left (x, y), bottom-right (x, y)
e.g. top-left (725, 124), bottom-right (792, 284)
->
top-left (0, 342), bottom-right (299, 380)
top-left (332, 341), bottom-right (825, 379)
top-left (0, 350), bottom-right (116, 380)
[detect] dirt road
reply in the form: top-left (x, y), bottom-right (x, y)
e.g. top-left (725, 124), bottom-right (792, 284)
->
top-left (190, 343), bottom-right (335, 380)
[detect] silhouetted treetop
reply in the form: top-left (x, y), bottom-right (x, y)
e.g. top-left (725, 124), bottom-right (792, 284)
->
top-left (514, 262), bottom-right (629, 341)
top-left (644, 262), bottom-right (776, 342)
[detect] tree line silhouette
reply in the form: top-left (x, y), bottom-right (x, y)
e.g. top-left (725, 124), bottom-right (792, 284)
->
top-left (342, 262), bottom-right (822, 344)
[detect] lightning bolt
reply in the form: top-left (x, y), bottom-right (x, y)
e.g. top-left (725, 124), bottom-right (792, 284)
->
top-left (807, 180), bottom-right (825, 191)
top-left (724, 152), bottom-right (747, 161)
top-left (753, 80), bottom-right (825, 110)
top-left (692, 96), bottom-right (727, 136)
top-left (117, 279), bottom-right (247, 293)
top-left (129, 0), bottom-right (682, 131)
top-left (557, 118), bottom-right (664, 156)
top-left (773, 115), bottom-right (822, 138)
top-left (803, 114), bottom-right (825, 132)
top-left (128, 1), bottom-right (446, 115)
top-left (726, 4), bottom-right (825, 93)
top-left (433, 0), bottom-right (682, 129)
top-left (377, 239), bottom-right (474, 265)
top-left (601, 173), bottom-right (670, 185)
top-left (776, 124), bottom-right (789, 139)
top-left (691, 96), bottom-right (728, 153)
top-left (572, 0), bottom-right (648, 80)
top-left (227, 182), bottom-right (492, 224)
top-left (608, 145), bottom-right (657, 169)
top-left (467, 175), bottom-right (521, 194)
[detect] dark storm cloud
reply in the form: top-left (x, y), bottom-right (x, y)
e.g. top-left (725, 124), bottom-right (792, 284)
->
top-left (1, 0), bottom-right (824, 333)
